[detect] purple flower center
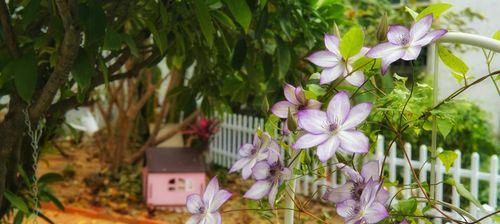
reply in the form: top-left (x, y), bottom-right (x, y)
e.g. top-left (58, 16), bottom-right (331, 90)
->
top-left (329, 123), bottom-right (339, 132)
top-left (398, 34), bottom-right (411, 46)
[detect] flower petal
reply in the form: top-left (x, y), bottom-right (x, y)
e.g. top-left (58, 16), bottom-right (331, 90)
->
top-left (305, 99), bottom-right (322, 110)
top-left (327, 91), bottom-right (350, 125)
top-left (380, 48), bottom-right (405, 74)
top-left (266, 142), bottom-right (281, 165)
top-left (252, 161), bottom-right (270, 180)
top-left (376, 187), bottom-right (390, 204)
top-left (244, 180), bottom-right (272, 200)
top-left (271, 101), bottom-right (297, 118)
top-left (345, 70), bottom-right (365, 87)
top-left (336, 199), bottom-right (359, 219)
top-left (229, 157), bottom-right (250, 173)
top-left (365, 42), bottom-right (402, 59)
top-left (342, 102), bottom-right (372, 130)
top-left (338, 130), bottom-right (369, 154)
top-left (412, 29), bottom-right (447, 46)
top-left (323, 181), bottom-right (355, 203)
top-left (242, 159), bottom-right (256, 179)
top-left (209, 190), bottom-right (232, 212)
top-left (363, 202), bottom-right (389, 223)
top-left (268, 183), bottom-right (279, 208)
top-left (297, 110), bottom-right (329, 134)
top-left (292, 133), bottom-right (330, 149)
top-left (324, 34), bottom-right (340, 55)
top-left (203, 177), bottom-right (219, 204)
top-left (361, 161), bottom-right (380, 181)
top-left (336, 163), bottom-right (362, 182)
top-left (387, 25), bottom-right (410, 45)
top-left (320, 64), bottom-right (344, 84)
top-left (295, 86), bottom-right (307, 105)
top-left (186, 194), bottom-right (204, 214)
top-left (186, 214), bottom-right (202, 224)
top-left (238, 144), bottom-right (254, 157)
top-left (401, 46), bottom-right (422, 61)
top-left (307, 50), bottom-right (340, 67)
top-left (283, 84), bottom-right (299, 105)
top-left (203, 212), bottom-right (222, 224)
top-left (316, 136), bottom-right (340, 162)
top-left (410, 14), bottom-right (433, 42)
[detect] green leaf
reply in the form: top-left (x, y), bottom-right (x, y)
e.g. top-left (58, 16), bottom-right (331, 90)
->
top-left (3, 191), bottom-right (29, 214)
top-left (437, 119), bottom-right (452, 138)
top-left (264, 114), bottom-right (280, 138)
top-left (445, 178), bottom-right (484, 210)
top-left (194, 0), bottom-right (215, 46)
top-left (493, 30), bottom-right (500, 40)
top-left (417, 3), bottom-right (452, 20)
top-left (231, 38), bottom-right (247, 70)
top-left (71, 50), bottom-right (93, 91)
top-left (145, 20), bottom-right (167, 54)
top-left (13, 211), bottom-right (24, 224)
top-left (339, 27), bottom-right (364, 60)
top-left (82, 2), bottom-right (106, 47)
top-left (38, 172), bottom-right (64, 185)
top-left (438, 150), bottom-right (457, 173)
top-left (121, 34), bottom-right (139, 57)
top-left (13, 52), bottom-right (38, 102)
top-left (395, 198), bottom-right (417, 214)
top-left (276, 36), bottom-right (291, 80)
top-left (223, 0), bottom-right (252, 33)
top-left (21, 0), bottom-right (41, 29)
top-left (103, 29), bottom-right (122, 50)
top-left (212, 11), bottom-right (236, 30)
top-left (438, 45), bottom-right (468, 81)
top-left (41, 190), bottom-right (65, 211)
top-left (405, 6), bottom-right (418, 20)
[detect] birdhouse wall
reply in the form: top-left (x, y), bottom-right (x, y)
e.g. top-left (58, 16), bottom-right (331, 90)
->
top-left (143, 171), bottom-right (206, 206)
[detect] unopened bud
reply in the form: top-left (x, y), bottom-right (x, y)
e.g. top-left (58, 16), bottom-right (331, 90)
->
top-left (377, 13), bottom-right (388, 41)
top-left (286, 108), bottom-right (297, 132)
top-left (333, 22), bottom-right (341, 38)
top-left (262, 96), bottom-right (270, 113)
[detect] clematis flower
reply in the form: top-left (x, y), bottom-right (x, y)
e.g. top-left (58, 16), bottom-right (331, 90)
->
top-left (271, 84), bottom-right (321, 133)
top-left (336, 180), bottom-right (389, 224)
top-left (323, 161), bottom-right (388, 204)
top-left (366, 15), bottom-right (447, 74)
top-left (243, 148), bottom-right (291, 208)
top-left (292, 91), bottom-right (372, 162)
top-left (186, 177), bottom-right (231, 224)
top-left (229, 132), bottom-right (277, 179)
top-left (307, 34), bottom-right (370, 86)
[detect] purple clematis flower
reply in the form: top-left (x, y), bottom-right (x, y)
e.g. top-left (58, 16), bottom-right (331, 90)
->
top-left (243, 148), bottom-right (291, 208)
top-left (323, 161), bottom-right (389, 205)
top-left (366, 15), bottom-right (447, 74)
top-left (229, 132), bottom-right (277, 179)
top-left (336, 180), bottom-right (389, 224)
top-left (292, 91), bottom-right (372, 162)
top-left (307, 34), bottom-right (370, 86)
top-left (271, 84), bottom-right (322, 133)
top-left (186, 177), bottom-right (232, 224)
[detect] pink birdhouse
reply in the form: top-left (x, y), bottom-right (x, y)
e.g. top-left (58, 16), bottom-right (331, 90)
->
top-left (143, 147), bottom-right (206, 208)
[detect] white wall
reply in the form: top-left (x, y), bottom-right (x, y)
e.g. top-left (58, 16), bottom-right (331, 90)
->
top-left (432, 0), bottom-right (500, 134)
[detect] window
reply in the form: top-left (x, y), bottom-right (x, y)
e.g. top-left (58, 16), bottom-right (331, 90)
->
top-left (167, 178), bottom-right (192, 191)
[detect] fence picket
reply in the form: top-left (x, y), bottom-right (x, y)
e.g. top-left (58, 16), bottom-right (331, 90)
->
top-left (489, 155), bottom-right (498, 209)
top-left (435, 148), bottom-right (444, 224)
top-left (403, 143), bottom-right (412, 199)
top-left (389, 143), bottom-right (397, 197)
top-left (452, 150), bottom-right (461, 208)
top-left (470, 153), bottom-right (479, 216)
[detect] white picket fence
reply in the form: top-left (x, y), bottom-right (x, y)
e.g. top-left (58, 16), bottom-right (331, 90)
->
top-left (209, 113), bottom-right (499, 222)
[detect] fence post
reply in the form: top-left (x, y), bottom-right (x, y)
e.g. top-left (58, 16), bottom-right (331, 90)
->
top-left (284, 142), bottom-right (300, 224)
top-left (389, 143), bottom-right (397, 197)
top-left (489, 155), bottom-right (498, 209)
top-left (452, 150), bottom-right (461, 208)
top-left (403, 143), bottom-right (412, 199)
top-left (470, 153), bottom-right (479, 216)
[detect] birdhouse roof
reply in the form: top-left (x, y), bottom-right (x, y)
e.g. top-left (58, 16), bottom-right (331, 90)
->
top-left (145, 147), bottom-right (205, 173)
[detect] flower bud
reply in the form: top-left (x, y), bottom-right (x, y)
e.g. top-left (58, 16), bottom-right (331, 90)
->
top-left (333, 22), bottom-right (341, 38)
top-left (286, 108), bottom-right (297, 132)
top-left (377, 13), bottom-right (388, 42)
top-left (262, 96), bottom-right (270, 113)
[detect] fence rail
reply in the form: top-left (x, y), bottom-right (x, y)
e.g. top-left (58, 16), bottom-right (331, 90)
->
top-left (209, 113), bottom-right (499, 222)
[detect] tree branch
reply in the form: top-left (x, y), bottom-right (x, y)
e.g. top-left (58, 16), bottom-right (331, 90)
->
top-left (29, 0), bottom-right (80, 120)
top-left (0, 1), bottom-right (20, 58)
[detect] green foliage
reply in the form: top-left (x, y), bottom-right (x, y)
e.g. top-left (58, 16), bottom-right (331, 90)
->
top-left (340, 26), bottom-right (364, 60)
top-left (438, 45), bottom-right (469, 83)
top-left (438, 150), bottom-right (458, 173)
top-left (416, 3), bottom-right (452, 20)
